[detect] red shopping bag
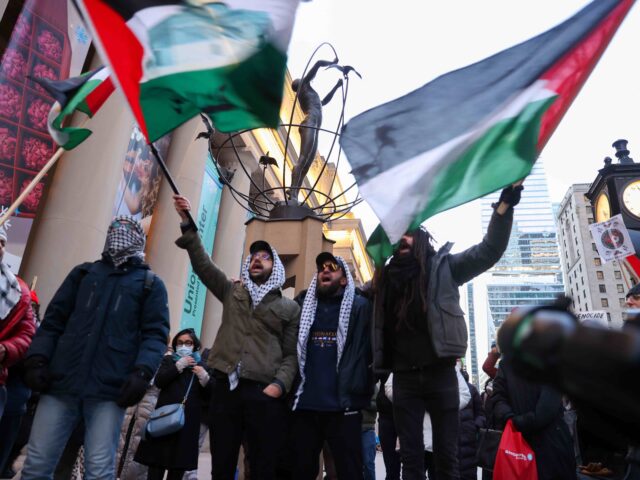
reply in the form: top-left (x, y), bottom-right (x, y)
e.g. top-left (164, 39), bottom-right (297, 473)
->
top-left (493, 419), bottom-right (537, 480)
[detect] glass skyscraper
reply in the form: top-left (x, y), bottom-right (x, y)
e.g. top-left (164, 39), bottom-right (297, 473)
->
top-left (480, 160), bottom-right (564, 327)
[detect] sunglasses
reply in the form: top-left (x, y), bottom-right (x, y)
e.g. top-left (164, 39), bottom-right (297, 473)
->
top-left (251, 252), bottom-right (272, 262)
top-left (111, 220), bottom-right (136, 231)
top-left (318, 261), bottom-right (340, 273)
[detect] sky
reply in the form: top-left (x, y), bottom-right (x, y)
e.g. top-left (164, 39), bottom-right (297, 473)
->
top-left (286, 0), bottom-right (640, 250)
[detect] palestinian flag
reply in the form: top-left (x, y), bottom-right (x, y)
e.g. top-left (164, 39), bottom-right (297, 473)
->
top-left (34, 67), bottom-right (115, 150)
top-left (75, 0), bottom-right (301, 142)
top-left (339, 0), bottom-right (635, 266)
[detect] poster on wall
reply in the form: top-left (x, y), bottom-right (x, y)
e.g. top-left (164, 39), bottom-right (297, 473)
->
top-left (181, 155), bottom-right (223, 335)
top-left (0, 0), bottom-right (91, 272)
top-left (112, 125), bottom-right (171, 235)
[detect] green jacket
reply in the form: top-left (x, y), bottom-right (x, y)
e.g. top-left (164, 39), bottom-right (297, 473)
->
top-left (176, 230), bottom-right (300, 392)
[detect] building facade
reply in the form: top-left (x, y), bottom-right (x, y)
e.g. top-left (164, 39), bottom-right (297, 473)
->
top-left (479, 160), bottom-right (565, 328)
top-left (556, 183), bottom-right (631, 328)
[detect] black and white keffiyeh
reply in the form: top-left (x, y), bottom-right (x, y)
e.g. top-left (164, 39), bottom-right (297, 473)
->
top-left (293, 256), bottom-right (355, 409)
top-left (106, 215), bottom-right (146, 267)
top-left (240, 246), bottom-right (285, 308)
top-left (0, 261), bottom-right (21, 321)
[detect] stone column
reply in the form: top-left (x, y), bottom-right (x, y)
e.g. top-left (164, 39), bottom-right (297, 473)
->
top-left (145, 117), bottom-right (208, 335)
top-left (20, 91), bottom-right (134, 308)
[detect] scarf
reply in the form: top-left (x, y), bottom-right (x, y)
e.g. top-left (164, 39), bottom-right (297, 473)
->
top-left (106, 215), bottom-right (146, 267)
top-left (294, 256), bottom-right (355, 409)
top-left (172, 351), bottom-right (202, 363)
top-left (240, 247), bottom-right (286, 308)
top-left (0, 262), bottom-right (20, 321)
top-left (384, 254), bottom-right (425, 332)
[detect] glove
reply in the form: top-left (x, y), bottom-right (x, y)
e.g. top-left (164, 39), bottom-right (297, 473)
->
top-left (116, 367), bottom-right (152, 408)
top-left (23, 355), bottom-right (52, 392)
top-left (494, 184), bottom-right (524, 208)
top-left (175, 356), bottom-right (192, 372)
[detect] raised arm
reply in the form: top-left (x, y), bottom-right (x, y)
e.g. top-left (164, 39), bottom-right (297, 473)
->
top-left (173, 195), bottom-right (234, 301)
top-left (303, 57), bottom-right (338, 84)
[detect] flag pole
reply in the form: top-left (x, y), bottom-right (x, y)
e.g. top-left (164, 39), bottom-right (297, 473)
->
top-left (0, 146), bottom-right (65, 227)
top-left (148, 143), bottom-right (198, 231)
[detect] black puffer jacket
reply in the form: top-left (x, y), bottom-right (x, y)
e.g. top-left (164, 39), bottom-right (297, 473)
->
top-left (492, 360), bottom-right (576, 480)
top-left (458, 382), bottom-right (485, 480)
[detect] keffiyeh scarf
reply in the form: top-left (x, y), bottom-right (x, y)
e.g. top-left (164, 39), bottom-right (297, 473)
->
top-left (106, 215), bottom-right (146, 267)
top-left (294, 256), bottom-right (355, 409)
top-left (240, 247), bottom-right (286, 308)
top-left (0, 262), bottom-right (20, 320)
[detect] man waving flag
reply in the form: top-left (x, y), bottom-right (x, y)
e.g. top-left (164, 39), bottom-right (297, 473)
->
top-left (75, 0), bottom-right (301, 142)
top-left (339, 0), bottom-right (635, 265)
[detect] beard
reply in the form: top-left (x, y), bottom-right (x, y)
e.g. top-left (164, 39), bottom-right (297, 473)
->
top-left (317, 281), bottom-right (342, 299)
top-left (250, 268), bottom-right (271, 285)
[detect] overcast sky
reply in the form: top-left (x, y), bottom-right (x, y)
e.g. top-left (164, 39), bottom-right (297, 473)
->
top-left (286, 1), bottom-right (640, 249)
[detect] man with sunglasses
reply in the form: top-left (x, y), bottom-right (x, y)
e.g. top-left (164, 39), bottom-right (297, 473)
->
top-left (20, 215), bottom-right (170, 480)
top-left (173, 195), bottom-right (300, 480)
top-left (290, 252), bottom-right (373, 479)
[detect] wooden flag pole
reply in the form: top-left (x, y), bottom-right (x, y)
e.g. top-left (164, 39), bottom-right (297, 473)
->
top-left (0, 146), bottom-right (65, 227)
top-left (148, 142), bottom-right (198, 231)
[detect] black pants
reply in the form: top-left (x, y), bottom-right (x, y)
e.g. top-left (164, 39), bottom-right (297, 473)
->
top-left (209, 376), bottom-right (286, 480)
top-left (291, 410), bottom-right (362, 479)
top-left (393, 366), bottom-right (460, 480)
top-left (378, 412), bottom-right (401, 480)
top-left (147, 466), bottom-right (185, 480)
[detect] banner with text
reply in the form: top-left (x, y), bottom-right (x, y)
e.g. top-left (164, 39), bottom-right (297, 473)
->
top-left (180, 155), bottom-right (223, 335)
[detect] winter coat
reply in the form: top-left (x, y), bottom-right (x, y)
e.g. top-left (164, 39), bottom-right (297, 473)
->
top-left (0, 277), bottom-right (35, 385)
top-left (115, 384), bottom-right (160, 480)
top-left (373, 209), bottom-right (513, 372)
top-left (176, 229), bottom-right (300, 392)
top-left (27, 257), bottom-right (170, 400)
top-left (492, 360), bottom-right (576, 480)
top-left (293, 290), bottom-right (374, 411)
top-left (135, 355), bottom-right (212, 471)
top-left (458, 382), bottom-right (486, 480)
top-left (385, 368), bottom-right (471, 451)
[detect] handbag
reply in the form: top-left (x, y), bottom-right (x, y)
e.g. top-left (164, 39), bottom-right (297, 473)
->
top-left (475, 427), bottom-right (502, 471)
top-left (144, 374), bottom-right (195, 438)
top-left (493, 419), bottom-right (538, 480)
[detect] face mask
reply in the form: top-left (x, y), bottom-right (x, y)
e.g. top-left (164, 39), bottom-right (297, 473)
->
top-left (176, 346), bottom-right (193, 358)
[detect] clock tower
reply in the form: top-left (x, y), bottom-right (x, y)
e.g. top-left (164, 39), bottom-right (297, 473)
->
top-left (586, 140), bottom-right (640, 279)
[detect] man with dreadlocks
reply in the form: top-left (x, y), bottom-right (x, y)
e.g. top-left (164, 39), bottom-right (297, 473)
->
top-left (173, 195), bottom-right (300, 480)
top-left (373, 184), bottom-right (523, 480)
top-left (290, 252), bottom-right (372, 479)
top-left (21, 215), bottom-right (170, 480)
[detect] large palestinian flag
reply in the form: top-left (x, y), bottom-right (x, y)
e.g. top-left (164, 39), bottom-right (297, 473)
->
top-left (34, 67), bottom-right (115, 149)
top-left (76, 0), bottom-right (301, 142)
top-left (339, 0), bottom-right (635, 265)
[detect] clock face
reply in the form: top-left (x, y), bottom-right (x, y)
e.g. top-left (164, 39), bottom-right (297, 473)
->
top-left (595, 192), bottom-right (610, 223)
top-left (622, 180), bottom-right (640, 218)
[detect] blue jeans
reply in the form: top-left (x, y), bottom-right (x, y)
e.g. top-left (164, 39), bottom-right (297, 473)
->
top-left (21, 394), bottom-right (125, 480)
top-left (0, 385), bottom-right (6, 418)
top-left (362, 428), bottom-right (377, 480)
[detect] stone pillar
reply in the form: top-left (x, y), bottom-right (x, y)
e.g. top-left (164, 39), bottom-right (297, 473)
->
top-left (199, 148), bottom-right (251, 349)
top-left (20, 91), bottom-right (134, 308)
top-left (145, 117), bottom-right (208, 335)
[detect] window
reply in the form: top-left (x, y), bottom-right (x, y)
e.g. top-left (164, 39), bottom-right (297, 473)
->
top-left (617, 284), bottom-right (625, 294)
top-left (581, 277), bottom-right (584, 286)
top-left (607, 313), bottom-right (611, 323)
top-left (588, 218), bottom-right (594, 224)
top-left (592, 243), bottom-right (598, 252)
top-left (579, 264), bottom-right (583, 273)
top-left (601, 298), bottom-right (609, 308)
top-left (620, 298), bottom-right (627, 307)
top-left (596, 271), bottom-right (604, 280)
top-left (599, 284), bottom-right (606, 293)
top-left (586, 206), bottom-right (592, 215)
top-left (615, 271), bottom-right (622, 280)
top-left (594, 258), bottom-right (601, 266)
